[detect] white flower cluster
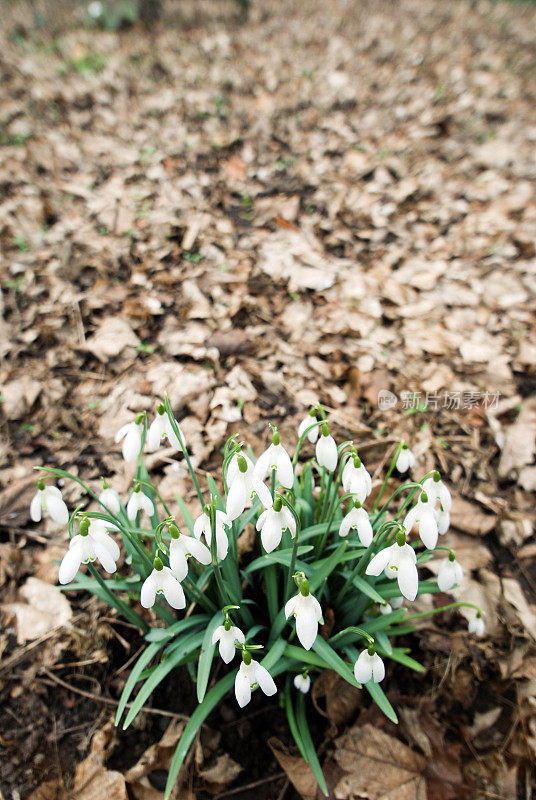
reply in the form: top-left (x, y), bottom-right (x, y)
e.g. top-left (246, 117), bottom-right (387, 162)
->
top-left (30, 404), bottom-right (485, 713)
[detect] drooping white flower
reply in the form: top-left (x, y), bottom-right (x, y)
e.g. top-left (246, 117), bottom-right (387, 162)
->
top-left (30, 481), bottom-right (69, 526)
top-left (366, 536), bottom-right (418, 602)
top-left (315, 422), bottom-right (337, 473)
top-left (391, 595), bottom-right (404, 609)
top-left (254, 429), bottom-right (294, 489)
top-left (169, 524), bottom-right (211, 581)
top-left (194, 509), bottom-right (230, 561)
top-left (99, 485), bottom-right (121, 515)
top-left (468, 614), bottom-right (485, 637)
top-left (127, 486), bottom-right (155, 521)
top-left (212, 621), bottom-right (245, 663)
top-left (284, 581), bottom-right (323, 650)
top-left (354, 648), bottom-right (385, 684)
top-left (338, 502), bottom-right (373, 546)
top-left (256, 498), bottom-right (296, 553)
top-left (147, 403), bottom-right (185, 452)
top-left (403, 492), bottom-right (439, 550)
top-left (437, 555), bottom-right (463, 592)
top-left (342, 455), bottom-right (372, 503)
top-left (234, 654), bottom-right (277, 707)
top-left (298, 411), bottom-right (319, 444)
top-left (294, 673), bottom-right (311, 693)
top-left (140, 558), bottom-right (186, 610)
top-left (380, 603), bottom-right (393, 615)
top-left (396, 445), bottom-right (416, 473)
top-left (226, 452), bottom-right (273, 520)
top-left (422, 473), bottom-right (452, 513)
top-left (115, 418), bottom-right (143, 463)
top-left (58, 518), bottom-right (119, 584)
top-left (87, 1), bottom-right (103, 19)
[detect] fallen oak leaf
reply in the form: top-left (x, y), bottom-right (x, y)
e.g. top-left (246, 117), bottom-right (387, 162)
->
top-left (333, 723), bottom-right (427, 800)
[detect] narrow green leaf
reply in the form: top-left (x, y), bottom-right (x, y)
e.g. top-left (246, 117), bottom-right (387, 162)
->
top-left (145, 615), bottom-right (209, 643)
top-left (175, 494), bottom-right (195, 534)
top-left (115, 642), bottom-right (162, 725)
top-left (262, 637), bottom-right (287, 672)
top-left (197, 612), bottom-right (224, 703)
top-left (364, 680), bottom-right (398, 723)
top-left (377, 646), bottom-right (425, 673)
top-left (296, 692), bottom-right (328, 795)
top-left (351, 574), bottom-right (385, 604)
top-left (284, 682), bottom-right (307, 760)
top-left (284, 645), bottom-right (329, 670)
top-left (245, 548), bottom-right (312, 574)
top-left (309, 542), bottom-right (348, 593)
top-left (312, 637), bottom-right (359, 687)
top-left (123, 630), bottom-right (204, 729)
top-left (165, 671), bottom-right (236, 799)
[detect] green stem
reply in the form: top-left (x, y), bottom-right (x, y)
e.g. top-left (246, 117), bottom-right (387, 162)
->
top-left (208, 501), bottom-right (227, 606)
top-left (164, 394), bottom-right (204, 507)
top-left (371, 443), bottom-right (403, 514)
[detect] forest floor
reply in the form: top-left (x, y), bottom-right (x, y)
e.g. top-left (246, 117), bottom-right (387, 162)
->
top-left (1, 0), bottom-right (536, 798)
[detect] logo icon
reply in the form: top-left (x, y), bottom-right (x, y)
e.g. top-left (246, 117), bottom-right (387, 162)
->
top-left (378, 389), bottom-right (397, 410)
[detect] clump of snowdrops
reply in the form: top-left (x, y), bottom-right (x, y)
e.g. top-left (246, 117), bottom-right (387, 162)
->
top-left (31, 397), bottom-right (484, 796)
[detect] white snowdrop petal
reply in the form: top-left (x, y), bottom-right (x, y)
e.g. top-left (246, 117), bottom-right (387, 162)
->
top-left (419, 511), bottom-right (438, 550)
top-left (295, 603), bottom-right (318, 650)
top-left (402, 506), bottom-right (418, 533)
top-left (235, 668), bottom-right (252, 707)
top-left (219, 633), bottom-right (236, 664)
top-left (354, 651), bottom-right (373, 684)
top-left (216, 528), bottom-right (229, 561)
top-left (193, 514), bottom-right (206, 540)
top-left (371, 653), bottom-right (385, 683)
top-left (226, 478), bottom-right (247, 520)
top-left (366, 547), bottom-right (392, 576)
top-left (30, 492), bottom-right (42, 522)
top-left (147, 417), bottom-right (164, 451)
top-left (254, 663), bottom-right (277, 696)
top-left (46, 493), bottom-right (69, 525)
top-left (93, 539), bottom-right (117, 573)
top-left (126, 495), bottom-right (139, 521)
top-left (276, 447), bottom-right (294, 489)
top-left (254, 478), bottom-right (273, 510)
top-left (356, 511), bottom-right (373, 547)
top-left (122, 427), bottom-right (141, 462)
top-left (161, 570), bottom-right (186, 610)
top-left (58, 542), bottom-right (83, 584)
top-left (169, 546), bottom-right (188, 581)
top-left (185, 536), bottom-right (211, 565)
top-left (284, 596), bottom-right (298, 618)
top-left (212, 626), bottom-right (224, 645)
top-left (140, 493), bottom-right (155, 517)
top-left (253, 449), bottom-right (271, 481)
top-left (165, 419), bottom-right (184, 451)
top-left (261, 513), bottom-right (282, 553)
top-left (140, 572), bottom-right (158, 608)
top-left (233, 626), bottom-right (245, 644)
top-left (114, 423), bottom-right (131, 443)
top-left (92, 528), bottom-right (120, 561)
top-left (294, 674), bottom-right (311, 693)
top-left (397, 554), bottom-right (418, 602)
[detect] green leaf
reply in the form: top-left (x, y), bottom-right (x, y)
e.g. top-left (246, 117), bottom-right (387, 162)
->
top-left (374, 629), bottom-right (392, 655)
top-left (284, 682), bottom-right (307, 760)
top-left (165, 671), bottom-right (236, 799)
top-left (245, 548), bottom-right (313, 574)
top-left (145, 614), bottom-right (209, 643)
top-left (206, 473), bottom-right (223, 506)
top-left (284, 645), bottom-right (329, 670)
top-left (115, 642), bottom-right (163, 725)
top-left (364, 680), bottom-right (398, 723)
top-left (309, 541), bottom-right (348, 593)
top-left (351, 574), bottom-right (385, 604)
top-left (123, 630), bottom-right (204, 729)
top-left (377, 646), bottom-right (425, 673)
top-left (197, 612), bottom-right (224, 703)
top-left (175, 494), bottom-right (195, 534)
top-left (296, 692), bottom-right (328, 795)
top-left (262, 637), bottom-right (287, 672)
top-left (312, 637), bottom-right (359, 687)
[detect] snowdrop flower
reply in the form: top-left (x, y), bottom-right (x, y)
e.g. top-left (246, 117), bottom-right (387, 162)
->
top-left (226, 452), bottom-right (272, 520)
top-left (234, 651), bottom-right (277, 707)
top-left (212, 617), bottom-right (245, 663)
top-left (127, 485), bottom-right (155, 521)
top-left (254, 428), bottom-right (294, 489)
top-left (87, 1), bottom-right (103, 18)
top-left (194, 507), bottom-right (230, 561)
top-left (30, 480), bottom-right (69, 526)
top-left (342, 454), bottom-right (372, 503)
top-left (140, 555), bottom-right (186, 610)
top-left (366, 531), bottom-right (418, 601)
top-left (58, 517), bottom-right (119, 584)
top-left (354, 646), bottom-right (385, 684)
top-left (403, 491), bottom-right (439, 550)
top-left (256, 495), bottom-right (296, 553)
top-left (294, 673), bottom-right (311, 694)
top-left (380, 603), bottom-right (393, 615)
top-left (396, 444), bottom-right (416, 473)
top-left (422, 472), bottom-right (452, 513)
top-left (99, 481), bottom-right (121, 515)
top-left (391, 595), bottom-right (404, 609)
top-left (437, 553), bottom-right (463, 592)
top-left (316, 423), bottom-right (338, 472)
top-left (338, 501), bottom-right (373, 546)
top-left (298, 409), bottom-right (319, 444)
top-left (147, 403), bottom-right (185, 452)
top-left (115, 415), bottom-right (144, 463)
top-left (468, 613), bottom-right (485, 637)
top-left (285, 579), bottom-right (323, 651)
top-left (168, 523), bottom-right (211, 581)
